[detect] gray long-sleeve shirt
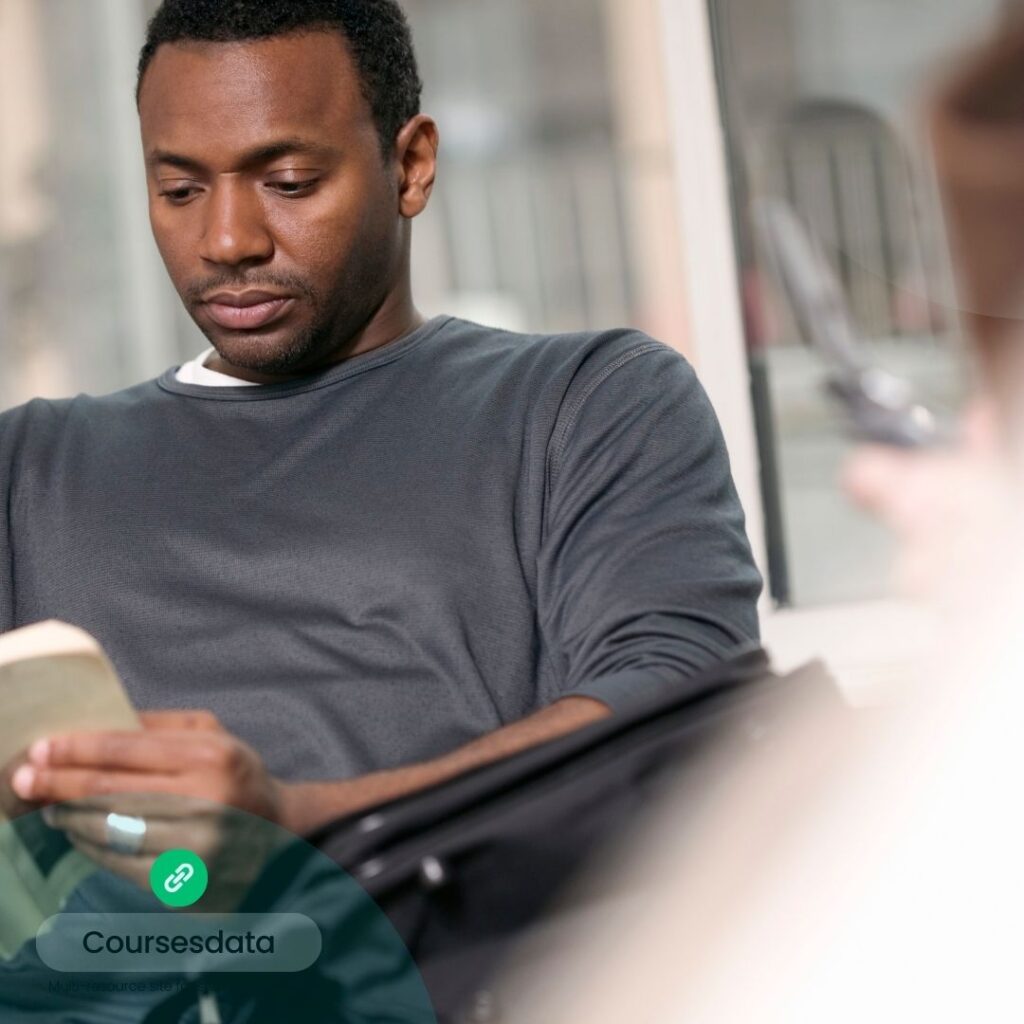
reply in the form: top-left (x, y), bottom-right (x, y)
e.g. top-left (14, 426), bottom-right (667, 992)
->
top-left (0, 315), bottom-right (762, 782)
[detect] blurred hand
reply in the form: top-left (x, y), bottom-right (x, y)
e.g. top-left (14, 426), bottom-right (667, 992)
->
top-left (843, 399), bottom-right (1012, 598)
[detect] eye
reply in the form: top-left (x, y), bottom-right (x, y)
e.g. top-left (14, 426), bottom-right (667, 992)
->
top-left (266, 179), bottom-right (319, 197)
top-left (158, 184), bottom-right (202, 205)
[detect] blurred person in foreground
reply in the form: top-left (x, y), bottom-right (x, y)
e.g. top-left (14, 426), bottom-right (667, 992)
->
top-left (495, 20), bottom-right (1024, 1024)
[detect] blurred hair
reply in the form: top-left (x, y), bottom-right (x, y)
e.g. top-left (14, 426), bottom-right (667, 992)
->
top-left (136, 0), bottom-right (423, 158)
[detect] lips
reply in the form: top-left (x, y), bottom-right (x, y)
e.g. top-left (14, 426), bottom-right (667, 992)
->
top-left (202, 290), bottom-right (296, 331)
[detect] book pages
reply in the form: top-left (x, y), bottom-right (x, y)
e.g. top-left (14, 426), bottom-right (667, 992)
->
top-left (0, 621), bottom-right (139, 958)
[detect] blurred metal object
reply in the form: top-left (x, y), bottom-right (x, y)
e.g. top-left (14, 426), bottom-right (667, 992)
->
top-left (755, 198), bottom-right (944, 448)
top-left (766, 99), bottom-right (928, 341)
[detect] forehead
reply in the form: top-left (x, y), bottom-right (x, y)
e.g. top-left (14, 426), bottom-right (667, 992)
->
top-left (138, 32), bottom-right (376, 156)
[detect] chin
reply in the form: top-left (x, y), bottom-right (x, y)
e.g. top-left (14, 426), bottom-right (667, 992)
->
top-left (206, 327), bottom-right (323, 376)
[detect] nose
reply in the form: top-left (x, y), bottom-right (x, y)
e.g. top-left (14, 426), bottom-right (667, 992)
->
top-left (198, 179), bottom-right (273, 268)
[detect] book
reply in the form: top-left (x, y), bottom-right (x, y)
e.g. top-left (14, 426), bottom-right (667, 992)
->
top-left (0, 621), bottom-right (139, 958)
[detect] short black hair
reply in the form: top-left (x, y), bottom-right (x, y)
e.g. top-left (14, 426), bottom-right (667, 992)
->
top-left (136, 0), bottom-right (422, 157)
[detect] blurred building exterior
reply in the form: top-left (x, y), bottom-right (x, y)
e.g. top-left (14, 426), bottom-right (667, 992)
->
top-left (0, 0), bottom-right (1012, 691)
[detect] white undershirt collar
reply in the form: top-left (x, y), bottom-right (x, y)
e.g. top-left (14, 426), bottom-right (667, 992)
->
top-left (174, 349), bottom-right (262, 387)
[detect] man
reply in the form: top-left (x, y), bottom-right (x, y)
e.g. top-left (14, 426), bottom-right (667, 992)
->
top-left (1, 0), bottom-right (761, 851)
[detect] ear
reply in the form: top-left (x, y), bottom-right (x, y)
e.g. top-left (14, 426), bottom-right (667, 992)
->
top-left (394, 114), bottom-right (439, 218)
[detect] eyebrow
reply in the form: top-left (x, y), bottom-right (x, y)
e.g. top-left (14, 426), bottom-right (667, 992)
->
top-left (148, 138), bottom-right (335, 172)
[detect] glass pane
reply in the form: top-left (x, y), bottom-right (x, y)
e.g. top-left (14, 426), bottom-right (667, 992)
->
top-left (0, 0), bottom-right (184, 411)
top-left (404, 0), bottom-right (687, 341)
top-left (708, 0), bottom-right (1007, 607)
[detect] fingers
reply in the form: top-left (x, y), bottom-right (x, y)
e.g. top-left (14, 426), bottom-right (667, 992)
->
top-left (22, 728), bottom-right (240, 781)
top-left (29, 732), bottom-right (191, 774)
top-left (10, 716), bottom-right (278, 827)
top-left (9, 714), bottom-right (226, 803)
top-left (843, 420), bottom-right (1015, 601)
top-left (13, 766), bottom-right (187, 804)
top-left (0, 756), bottom-right (36, 819)
top-left (842, 444), bottom-right (981, 534)
top-left (961, 396), bottom-right (1000, 453)
top-left (40, 791), bottom-right (223, 818)
top-left (841, 447), bottom-right (914, 520)
top-left (139, 710), bottom-right (223, 732)
top-left (45, 804), bottom-right (224, 859)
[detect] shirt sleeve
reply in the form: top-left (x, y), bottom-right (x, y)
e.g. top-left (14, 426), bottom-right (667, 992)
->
top-left (536, 337), bottom-right (763, 714)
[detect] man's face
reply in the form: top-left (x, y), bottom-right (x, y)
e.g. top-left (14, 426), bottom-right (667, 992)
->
top-left (139, 32), bottom-right (407, 378)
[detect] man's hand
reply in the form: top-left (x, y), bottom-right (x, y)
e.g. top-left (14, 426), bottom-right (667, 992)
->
top-left (11, 696), bottom-right (611, 852)
top-left (11, 710), bottom-right (284, 824)
top-left (39, 794), bottom-right (284, 909)
top-left (10, 711), bottom-right (289, 906)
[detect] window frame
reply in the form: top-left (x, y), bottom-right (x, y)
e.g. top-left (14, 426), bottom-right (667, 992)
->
top-left (655, 0), bottom-right (929, 701)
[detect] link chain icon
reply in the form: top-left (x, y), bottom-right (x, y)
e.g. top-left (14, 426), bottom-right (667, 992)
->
top-left (165, 862), bottom-right (195, 894)
top-left (150, 850), bottom-right (209, 907)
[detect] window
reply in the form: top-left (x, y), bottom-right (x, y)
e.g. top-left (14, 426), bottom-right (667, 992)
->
top-left (0, 0), bottom-right (184, 411)
top-left (404, 0), bottom-right (691, 349)
top-left (707, 0), bottom-right (1006, 607)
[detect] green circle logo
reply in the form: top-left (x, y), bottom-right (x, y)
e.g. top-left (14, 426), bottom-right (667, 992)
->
top-left (150, 850), bottom-right (209, 908)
